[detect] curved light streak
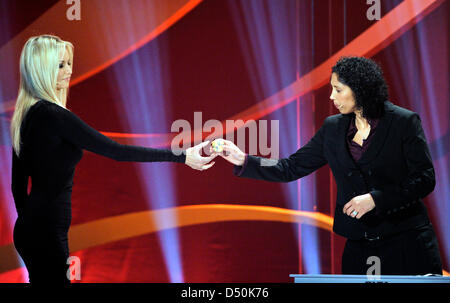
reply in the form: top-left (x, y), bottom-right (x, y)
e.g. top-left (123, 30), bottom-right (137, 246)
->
top-left (0, 204), bottom-right (448, 276)
top-left (70, 0), bottom-right (203, 87)
top-left (0, 0), bottom-right (203, 113)
top-left (0, 204), bottom-right (331, 274)
top-left (0, 0), bottom-right (443, 144)
top-left (94, 0), bottom-right (446, 147)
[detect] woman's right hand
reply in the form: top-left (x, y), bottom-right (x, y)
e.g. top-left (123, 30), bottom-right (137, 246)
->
top-left (185, 141), bottom-right (218, 171)
top-left (211, 139), bottom-right (246, 166)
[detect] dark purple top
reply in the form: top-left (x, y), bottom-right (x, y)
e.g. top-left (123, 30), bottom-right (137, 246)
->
top-left (346, 115), bottom-right (379, 162)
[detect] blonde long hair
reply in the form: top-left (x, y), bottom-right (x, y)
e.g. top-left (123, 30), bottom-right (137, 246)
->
top-left (10, 35), bottom-right (74, 157)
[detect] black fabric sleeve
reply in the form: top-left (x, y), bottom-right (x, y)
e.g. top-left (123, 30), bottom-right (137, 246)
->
top-left (11, 149), bottom-right (29, 215)
top-left (46, 104), bottom-right (186, 163)
top-left (370, 113), bottom-right (436, 215)
top-left (233, 121), bottom-right (328, 182)
top-left (233, 154), bottom-right (249, 176)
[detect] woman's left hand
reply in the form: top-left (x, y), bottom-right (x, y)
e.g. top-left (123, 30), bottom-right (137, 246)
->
top-left (343, 193), bottom-right (376, 219)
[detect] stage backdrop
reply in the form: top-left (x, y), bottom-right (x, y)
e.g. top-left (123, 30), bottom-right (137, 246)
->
top-left (0, 0), bottom-right (448, 282)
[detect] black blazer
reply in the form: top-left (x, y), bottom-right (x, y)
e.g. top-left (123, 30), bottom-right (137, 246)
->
top-left (237, 101), bottom-right (435, 240)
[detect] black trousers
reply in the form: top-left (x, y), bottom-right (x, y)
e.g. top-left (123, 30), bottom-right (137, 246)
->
top-left (342, 224), bottom-right (443, 275)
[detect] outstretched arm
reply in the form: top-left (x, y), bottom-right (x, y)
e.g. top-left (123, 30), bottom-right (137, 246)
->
top-left (44, 103), bottom-right (216, 169)
top-left (214, 122), bottom-right (328, 182)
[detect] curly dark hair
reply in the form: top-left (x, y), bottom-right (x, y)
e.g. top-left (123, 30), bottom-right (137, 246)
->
top-left (331, 56), bottom-right (389, 119)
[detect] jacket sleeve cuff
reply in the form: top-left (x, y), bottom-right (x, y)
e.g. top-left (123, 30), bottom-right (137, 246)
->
top-left (233, 154), bottom-right (249, 177)
top-left (370, 190), bottom-right (385, 215)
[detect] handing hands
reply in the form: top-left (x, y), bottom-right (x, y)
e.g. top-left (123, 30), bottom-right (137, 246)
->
top-left (185, 141), bottom-right (218, 171)
top-left (185, 139), bottom-right (246, 171)
top-left (343, 193), bottom-right (376, 219)
top-left (209, 139), bottom-right (246, 166)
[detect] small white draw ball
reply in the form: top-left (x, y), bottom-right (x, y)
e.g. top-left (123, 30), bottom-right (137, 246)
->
top-left (211, 139), bottom-right (225, 152)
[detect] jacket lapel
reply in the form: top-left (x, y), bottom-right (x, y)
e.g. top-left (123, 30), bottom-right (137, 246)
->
top-left (335, 113), bottom-right (358, 170)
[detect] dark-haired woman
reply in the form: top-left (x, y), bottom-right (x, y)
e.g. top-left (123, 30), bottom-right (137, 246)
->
top-left (216, 56), bottom-right (443, 275)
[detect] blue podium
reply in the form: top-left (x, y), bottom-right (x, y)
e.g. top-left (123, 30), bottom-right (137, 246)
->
top-left (290, 274), bottom-right (450, 283)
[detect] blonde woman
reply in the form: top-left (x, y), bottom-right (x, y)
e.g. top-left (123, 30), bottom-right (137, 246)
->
top-left (10, 35), bottom-right (215, 284)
